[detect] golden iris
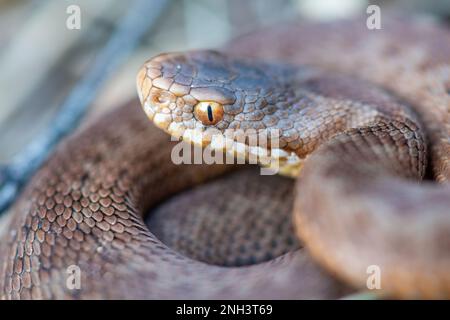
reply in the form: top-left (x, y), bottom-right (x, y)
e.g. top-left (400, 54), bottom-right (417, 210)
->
top-left (194, 101), bottom-right (224, 125)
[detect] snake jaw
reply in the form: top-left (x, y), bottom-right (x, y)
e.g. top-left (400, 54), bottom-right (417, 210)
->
top-left (152, 113), bottom-right (172, 131)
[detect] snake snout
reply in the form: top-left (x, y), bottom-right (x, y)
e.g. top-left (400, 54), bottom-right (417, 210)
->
top-left (136, 53), bottom-right (183, 131)
top-left (136, 50), bottom-right (239, 138)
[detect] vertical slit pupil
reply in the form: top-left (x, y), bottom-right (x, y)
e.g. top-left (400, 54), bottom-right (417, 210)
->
top-left (207, 105), bottom-right (214, 122)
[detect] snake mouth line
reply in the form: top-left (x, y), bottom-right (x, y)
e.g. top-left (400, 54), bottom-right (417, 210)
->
top-left (140, 83), bottom-right (302, 176)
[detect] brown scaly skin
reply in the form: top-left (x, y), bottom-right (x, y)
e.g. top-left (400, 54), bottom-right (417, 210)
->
top-left (138, 17), bottom-right (450, 298)
top-left (227, 16), bottom-right (450, 298)
top-left (0, 102), bottom-right (348, 299)
top-left (148, 167), bottom-right (300, 267)
top-left (1, 16), bottom-right (450, 299)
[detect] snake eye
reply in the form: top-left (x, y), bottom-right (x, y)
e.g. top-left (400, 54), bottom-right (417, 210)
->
top-left (194, 101), bottom-right (224, 125)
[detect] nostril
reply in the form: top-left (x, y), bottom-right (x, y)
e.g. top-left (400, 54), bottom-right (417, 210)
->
top-left (157, 96), bottom-right (168, 104)
top-left (158, 93), bottom-right (173, 105)
top-left (149, 88), bottom-right (175, 108)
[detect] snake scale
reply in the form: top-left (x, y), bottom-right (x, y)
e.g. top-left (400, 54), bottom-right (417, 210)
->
top-left (1, 16), bottom-right (450, 299)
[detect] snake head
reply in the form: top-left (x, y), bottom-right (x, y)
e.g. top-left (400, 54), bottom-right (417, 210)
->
top-left (137, 50), bottom-right (304, 173)
top-left (137, 51), bottom-right (235, 136)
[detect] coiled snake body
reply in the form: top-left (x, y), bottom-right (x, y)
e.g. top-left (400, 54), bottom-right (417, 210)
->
top-left (1, 17), bottom-right (450, 299)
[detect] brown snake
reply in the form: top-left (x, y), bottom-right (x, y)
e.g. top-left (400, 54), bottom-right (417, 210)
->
top-left (1, 17), bottom-right (450, 299)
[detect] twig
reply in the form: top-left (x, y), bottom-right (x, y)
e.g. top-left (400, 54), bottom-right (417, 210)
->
top-left (0, 0), bottom-right (171, 214)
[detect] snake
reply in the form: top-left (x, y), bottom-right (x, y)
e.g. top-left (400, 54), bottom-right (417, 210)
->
top-left (1, 16), bottom-right (450, 299)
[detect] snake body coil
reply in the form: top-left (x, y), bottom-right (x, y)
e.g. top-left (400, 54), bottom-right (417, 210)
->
top-left (1, 17), bottom-right (450, 299)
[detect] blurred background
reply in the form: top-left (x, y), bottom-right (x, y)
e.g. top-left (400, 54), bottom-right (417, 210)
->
top-left (0, 0), bottom-right (449, 220)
